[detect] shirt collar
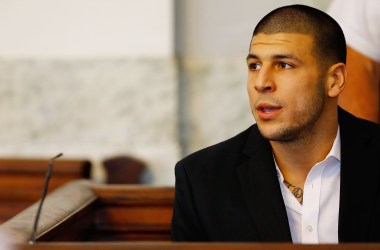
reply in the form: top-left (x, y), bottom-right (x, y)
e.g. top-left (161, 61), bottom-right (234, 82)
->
top-left (327, 125), bottom-right (341, 162)
top-left (274, 126), bottom-right (341, 181)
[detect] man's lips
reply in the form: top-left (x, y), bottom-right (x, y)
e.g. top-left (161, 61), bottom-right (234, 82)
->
top-left (256, 103), bottom-right (282, 119)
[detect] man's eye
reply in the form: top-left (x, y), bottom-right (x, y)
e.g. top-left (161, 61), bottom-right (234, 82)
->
top-left (279, 62), bottom-right (292, 69)
top-left (249, 63), bottom-right (261, 71)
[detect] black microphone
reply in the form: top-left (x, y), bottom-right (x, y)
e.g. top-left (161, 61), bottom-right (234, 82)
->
top-left (29, 153), bottom-right (63, 244)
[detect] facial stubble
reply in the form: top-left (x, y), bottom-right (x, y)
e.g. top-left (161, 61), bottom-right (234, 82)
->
top-left (257, 79), bottom-right (326, 144)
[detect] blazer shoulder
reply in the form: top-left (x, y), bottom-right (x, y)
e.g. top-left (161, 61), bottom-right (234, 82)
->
top-left (176, 125), bottom-right (258, 171)
top-left (339, 107), bottom-right (380, 141)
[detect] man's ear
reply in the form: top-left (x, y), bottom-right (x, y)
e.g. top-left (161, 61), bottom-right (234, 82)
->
top-left (326, 63), bottom-right (346, 98)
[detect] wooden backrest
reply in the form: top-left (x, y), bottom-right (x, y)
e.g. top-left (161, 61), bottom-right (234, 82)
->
top-left (102, 155), bottom-right (147, 184)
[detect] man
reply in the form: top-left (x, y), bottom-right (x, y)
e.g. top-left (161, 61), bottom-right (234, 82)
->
top-left (171, 4), bottom-right (380, 243)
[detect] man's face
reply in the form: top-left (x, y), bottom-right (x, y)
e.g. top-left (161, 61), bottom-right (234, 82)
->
top-left (247, 33), bottom-right (327, 142)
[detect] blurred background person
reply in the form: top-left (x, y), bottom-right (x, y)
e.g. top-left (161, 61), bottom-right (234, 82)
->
top-left (328, 0), bottom-right (380, 123)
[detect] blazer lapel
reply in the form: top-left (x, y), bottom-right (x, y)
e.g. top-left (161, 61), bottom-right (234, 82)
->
top-left (236, 126), bottom-right (292, 242)
top-left (338, 108), bottom-right (380, 242)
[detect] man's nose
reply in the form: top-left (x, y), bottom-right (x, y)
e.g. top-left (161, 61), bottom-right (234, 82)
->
top-left (254, 67), bottom-right (275, 93)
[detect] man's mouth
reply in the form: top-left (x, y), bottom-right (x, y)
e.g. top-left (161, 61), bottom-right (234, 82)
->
top-left (257, 104), bottom-right (282, 112)
top-left (261, 107), bottom-right (279, 113)
top-left (256, 103), bottom-right (282, 119)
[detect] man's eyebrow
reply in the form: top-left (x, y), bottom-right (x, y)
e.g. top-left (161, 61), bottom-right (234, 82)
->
top-left (246, 53), bottom-right (302, 63)
top-left (246, 54), bottom-right (258, 61)
top-left (272, 54), bottom-right (302, 62)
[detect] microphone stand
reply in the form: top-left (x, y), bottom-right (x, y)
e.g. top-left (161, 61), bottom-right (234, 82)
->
top-left (29, 153), bottom-right (63, 244)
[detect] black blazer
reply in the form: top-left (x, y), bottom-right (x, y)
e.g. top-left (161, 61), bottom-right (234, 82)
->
top-left (171, 108), bottom-right (380, 242)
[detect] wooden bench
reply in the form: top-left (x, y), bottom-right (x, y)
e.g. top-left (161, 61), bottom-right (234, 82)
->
top-left (0, 180), bottom-right (174, 243)
top-left (0, 157), bottom-right (91, 222)
top-left (1, 180), bottom-right (379, 250)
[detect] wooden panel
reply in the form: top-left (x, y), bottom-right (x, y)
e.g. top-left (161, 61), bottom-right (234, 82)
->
top-left (0, 182), bottom-right (175, 243)
top-left (95, 205), bottom-right (172, 230)
top-left (92, 185), bottom-right (175, 205)
top-left (3, 181), bottom-right (380, 249)
top-left (90, 185), bottom-right (174, 241)
top-left (0, 158), bottom-right (91, 223)
top-left (0, 180), bottom-right (97, 243)
top-left (37, 201), bottom-right (97, 242)
top-left (15, 242), bottom-right (380, 250)
top-left (0, 174), bottom-right (84, 200)
top-left (0, 201), bottom-right (33, 220)
top-left (0, 158), bottom-right (91, 173)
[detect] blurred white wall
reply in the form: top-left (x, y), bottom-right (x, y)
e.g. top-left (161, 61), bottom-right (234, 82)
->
top-left (176, 0), bottom-right (331, 56)
top-left (0, 0), bottom-right (173, 57)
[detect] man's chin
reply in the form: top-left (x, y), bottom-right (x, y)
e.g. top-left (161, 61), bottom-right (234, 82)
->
top-left (257, 125), bottom-right (296, 142)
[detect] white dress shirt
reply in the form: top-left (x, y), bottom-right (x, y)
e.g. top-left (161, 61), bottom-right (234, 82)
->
top-left (275, 128), bottom-right (341, 244)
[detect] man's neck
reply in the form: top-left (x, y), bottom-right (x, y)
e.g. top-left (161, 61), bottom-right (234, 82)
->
top-left (270, 123), bottom-right (338, 189)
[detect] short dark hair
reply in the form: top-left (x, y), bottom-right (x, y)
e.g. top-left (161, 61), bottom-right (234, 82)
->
top-left (252, 4), bottom-right (346, 66)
